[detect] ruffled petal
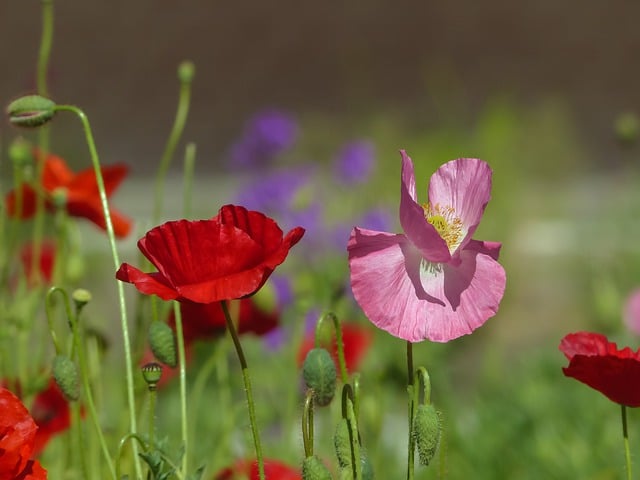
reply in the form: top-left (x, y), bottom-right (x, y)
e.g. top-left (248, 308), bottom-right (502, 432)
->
top-left (399, 151), bottom-right (450, 263)
top-left (428, 158), bottom-right (492, 252)
top-left (68, 164), bottom-right (128, 197)
top-left (115, 263), bottom-right (179, 300)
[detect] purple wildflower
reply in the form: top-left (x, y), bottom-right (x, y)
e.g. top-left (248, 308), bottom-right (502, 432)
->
top-left (333, 140), bottom-right (376, 184)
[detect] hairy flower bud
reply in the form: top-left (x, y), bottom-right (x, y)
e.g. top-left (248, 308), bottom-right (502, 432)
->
top-left (302, 456), bottom-right (332, 480)
top-left (413, 404), bottom-right (441, 466)
top-left (334, 418), bottom-right (352, 468)
top-left (302, 348), bottom-right (336, 407)
top-left (7, 95), bottom-right (56, 128)
top-left (148, 321), bottom-right (177, 368)
top-left (52, 354), bottom-right (80, 401)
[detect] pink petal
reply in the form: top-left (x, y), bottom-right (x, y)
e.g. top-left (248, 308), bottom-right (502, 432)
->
top-left (465, 239), bottom-right (502, 261)
top-left (624, 288), bottom-right (640, 336)
top-left (428, 158), bottom-right (493, 252)
top-left (348, 227), bottom-right (505, 342)
top-left (399, 151), bottom-right (450, 263)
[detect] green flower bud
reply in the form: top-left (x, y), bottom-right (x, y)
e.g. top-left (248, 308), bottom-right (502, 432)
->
top-left (50, 188), bottom-right (67, 209)
top-left (302, 348), bottom-right (336, 407)
top-left (413, 404), bottom-right (441, 466)
top-left (52, 354), bottom-right (80, 401)
top-left (178, 61), bottom-right (195, 83)
top-left (334, 418), bottom-right (352, 468)
top-left (141, 362), bottom-right (163, 390)
top-left (148, 321), bottom-right (177, 368)
top-left (360, 452), bottom-right (374, 480)
top-left (8, 138), bottom-right (32, 167)
top-left (7, 95), bottom-right (56, 128)
top-left (615, 112), bottom-right (640, 146)
top-left (302, 456), bottom-right (332, 480)
top-left (72, 288), bottom-right (92, 312)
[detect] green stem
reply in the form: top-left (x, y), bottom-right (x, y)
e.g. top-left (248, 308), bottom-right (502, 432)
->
top-left (153, 62), bottom-right (194, 224)
top-left (220, 300), bottom-right (265, 480)
top-left (314, 312), bottom-right (349, 384)
top-left (148, 387), bottom-right (157, 452)
top-left (621, 404), bottom-right (632, 480)
top-left (67, 289), bottom-right (117, 479)
top-left (37, 0), bottom-right (54, 97)
top-left (172, 301), bottom-right (189, 476)
top-left (407, 341), bottom-right (415, 480)
top-left (52, 104), bottom-right (141, 479)
top-left (182, 143), bottom-right (196, 218)
top-left (302, 390), bottom-right (314, 458)
top-left (71, 401), bottom-right (89, 480)
top-left (342, 386), bottom-right (361, 480)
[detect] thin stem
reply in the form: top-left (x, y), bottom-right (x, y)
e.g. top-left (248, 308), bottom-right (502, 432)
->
top-left (153, 62), bottom-right (194, 224)
top-left (302, 391), bottom-right (314, 458)
top-left (220, 300), bottom-right (265, 480)
top-left (148, 387), bottom-right (157, 452)
top-left (52, 104), bottom-right (141, 479)
top-left (37, 0), bottom-right (54, 97)
top-left (315, 312), bottom-right (349, 384)
top-left (182, 143), bottom-right (196, 218)
top-left (71, 401), bottom-right (89, 480)
top-left (68, 289), bottom-right (116, 479)
top-left (172, 301), bottom-right (189, 477)
top-left (407, 341), bottom-right (415, 480)
top-left (621, 404), bottom-right (632, 480)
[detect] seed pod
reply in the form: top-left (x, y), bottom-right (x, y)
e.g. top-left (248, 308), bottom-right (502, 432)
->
top-left (52, 354), bottom-right (80, 401)
top-left (148, 321), bottom-right (177, 368)
top-left (7, 95), bottom-right (56, 128)
top-left (302, 456), bottom-right (333, 480)
top-left (302, 348), bottom-right (336, 407)
top-left (413, 404), bottom-right (441, 466)
top-left (141, 362), bottom-right (163, 391)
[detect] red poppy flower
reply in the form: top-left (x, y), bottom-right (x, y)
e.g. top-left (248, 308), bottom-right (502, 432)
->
top-left (5, 150), bottom-right (132, 237)
top-left (213, 459), bottom-right (300, 480)
top-left (116, 205), bottom-right (304, 303)
top-left (0, 387), bottom-right (47, 479)
top-left (19, 241), bottom-right (56, 285)
top-left (560, 331), bottom-right (640, 407)
top-left (30, 381), bottom-right (71, 456)
top-left (297, 323), bottom-right (373, 374)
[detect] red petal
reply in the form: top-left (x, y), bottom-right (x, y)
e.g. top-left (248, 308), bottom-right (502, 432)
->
top-left (39, 152), bottom-right (73, 190)
top-left (116, 263), bottom-right (179, 301)
top-left (5, 185), bottom-right (39, 219)
top-left (0, 388), bottom-right (37, 477)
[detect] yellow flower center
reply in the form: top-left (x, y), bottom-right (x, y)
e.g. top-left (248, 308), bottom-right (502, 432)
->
top-left (423, 203), bottom-right (464, 252)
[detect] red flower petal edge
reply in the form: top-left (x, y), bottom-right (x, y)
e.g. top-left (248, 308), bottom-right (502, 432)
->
top-left (560, 331), bottom-right (640, 407)
top-left (213, 459), bottom-right (300, 480)
top-left (116, 205), bottom-right (304, 303)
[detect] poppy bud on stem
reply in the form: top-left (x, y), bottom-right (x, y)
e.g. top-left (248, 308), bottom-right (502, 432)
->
top-left (6, 95), bottom-right (56, 128)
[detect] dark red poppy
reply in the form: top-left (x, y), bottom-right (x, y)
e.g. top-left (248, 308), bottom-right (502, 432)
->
top-left (5, 150), bottom-right (132, 238)
top-left (560, 331), bottom-right (640, 407)
top-left (30, 381), bottom-right (71, 456)
top-left (213, 459), bottom-right (300, 480)
top-left (145, 297), bottom-right (281, 387)
top-left (297, 323), bottom-right (373, 374)
top-left (116, 205), bottom-right (304, 303)
top-left (0, 387), bottom-right (47, 479)
top-left (19, 241), bottom-right (56, 284)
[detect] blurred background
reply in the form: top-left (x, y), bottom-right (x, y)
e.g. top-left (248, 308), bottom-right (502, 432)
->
top-left (3, 2), bottom-right (640, 478)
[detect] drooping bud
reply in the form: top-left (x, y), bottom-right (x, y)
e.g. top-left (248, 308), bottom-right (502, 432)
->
top-left (141, 362), bottom-right (163, 391)
top-left (72, 288), bottom-right (92, 312)
top-left (52, 354), bottom-right (80, 401)
top-left (302, 348), bottom-right (336, 407)
top-left (148, 321), bottom-right (177, 368)
top-left (360, 453), bottom-right (374, 480)
top-left (302, 456), bottom-right (333, 480)
top-left (413, 404), bottom-right (441, 466)
top-left (7, 95), bottom-right (56, 128)
top-left (178, 61), bottom-right (195, 83)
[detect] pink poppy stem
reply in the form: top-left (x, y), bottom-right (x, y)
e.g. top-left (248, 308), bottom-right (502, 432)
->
top-left (220, 300), bottom-right (266, 480)
top-left (407, 341), bottom-right (416, 480)
top-left (621, 405), bottom-right (632, 480)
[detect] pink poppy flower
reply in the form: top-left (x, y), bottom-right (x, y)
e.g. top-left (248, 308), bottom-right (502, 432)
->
top-left (348, 151), bottom-right (506, 343)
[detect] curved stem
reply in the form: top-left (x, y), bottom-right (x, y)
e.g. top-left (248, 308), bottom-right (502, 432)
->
top-left (621, 404), bottom-right (632, 480)
top-left (406, 341), bottom-right (415, 480)
top-left (153, 63), bottom-right (194, 224)
top-left (52, 104), bottom-right (141, 479)
top-left (315, 312), bottom-right (349, 384)
top-left (172, 301), bottom-right (189, 476)
top-left (302, 390), bottom-right (314, 458)
top-left (220, 300), bottom-right (265, 480)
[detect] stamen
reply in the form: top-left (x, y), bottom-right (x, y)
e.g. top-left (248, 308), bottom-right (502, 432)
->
top-left (422, 203), bottom-right (464, 252)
